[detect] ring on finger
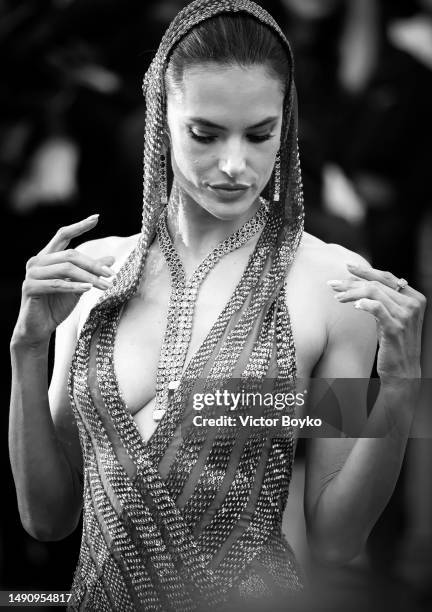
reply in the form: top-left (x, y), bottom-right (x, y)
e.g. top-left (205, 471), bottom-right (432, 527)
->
top-left (395, 277), bottom-right (408, 292)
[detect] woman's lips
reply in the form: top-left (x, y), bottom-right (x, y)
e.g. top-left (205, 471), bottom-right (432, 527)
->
top-left (207, 185), bottom-right (250, 201)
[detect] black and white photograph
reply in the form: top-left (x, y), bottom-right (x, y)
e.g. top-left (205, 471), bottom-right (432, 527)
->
top-left (2, 1), bottom-right (432, 610)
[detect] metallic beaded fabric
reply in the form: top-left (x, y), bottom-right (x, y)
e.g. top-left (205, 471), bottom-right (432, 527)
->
top-left (67, 0), bottom-right (305, 609)
top-left (154, 196), bottom-right (270, 420)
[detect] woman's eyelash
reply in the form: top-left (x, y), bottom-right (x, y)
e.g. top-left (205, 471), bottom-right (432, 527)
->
top-left (189, 130), bottom-right (214, 143)
top-left (248, 134), bottom-right (274, 142)
top-left (188, 127), bottom-right (274, 143)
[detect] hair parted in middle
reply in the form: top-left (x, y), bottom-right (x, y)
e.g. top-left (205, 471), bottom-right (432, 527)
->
top-left (85, 0), bottom-right (304, 325)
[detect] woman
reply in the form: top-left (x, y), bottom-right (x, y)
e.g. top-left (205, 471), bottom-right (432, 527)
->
top-left (9, 0), bottom-right (426, 610)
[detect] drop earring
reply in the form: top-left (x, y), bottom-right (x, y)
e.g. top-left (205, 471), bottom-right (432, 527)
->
top-left (159, 127), bottom-right (170, 205)
top-left (159, 150), bottom-right (168, 205)
top-left (273, 151), bottom-right (280, 203)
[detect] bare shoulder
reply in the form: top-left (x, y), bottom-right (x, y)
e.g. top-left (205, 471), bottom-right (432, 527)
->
top-left (74, 233), bottom-right (140, 334)
top-left (76, 233), bottom-right (140, 263)
top-left (289, 231), bottom-right (377, 378)
top-left (295, 231), bottom-right (370, 278)
top-left (288, 230), bottom-right (375, 343)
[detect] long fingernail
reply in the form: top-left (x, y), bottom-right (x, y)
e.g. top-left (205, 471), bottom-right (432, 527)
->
top-left (101, 265), bottom-right (114, 276)
top-left (327, 280), bottom-right (343, 287)
top-left (99, 278), bottom-right (113, 288)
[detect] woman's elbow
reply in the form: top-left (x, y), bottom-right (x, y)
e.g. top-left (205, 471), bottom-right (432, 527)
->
top-left (307, 533), bottom-right (364, 568)
top-left (20, 512), bottom-right (79, 542)
top-left (310, 545), bottom-right (361, 568)
top-left (18, 490), bottom-right (83, 542)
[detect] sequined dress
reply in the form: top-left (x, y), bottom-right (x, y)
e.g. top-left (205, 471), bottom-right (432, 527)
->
top-left (67, 204), bottom-right (304, 611)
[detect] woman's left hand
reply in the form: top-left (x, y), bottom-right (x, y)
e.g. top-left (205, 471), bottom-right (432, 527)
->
top-left (327, 262), bottom-right (427, 379)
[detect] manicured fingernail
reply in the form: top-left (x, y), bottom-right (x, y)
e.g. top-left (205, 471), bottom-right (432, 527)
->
top-left (101, 265), bottom-right (114, 276)
top-left (99, 278), bottom-right (113, 288)
top-left (327, 280), bottom-right (343, 287)
top-left (334, 292), bottom-right (347, 300)
top-left (87, 214), bottom-right (99, 220)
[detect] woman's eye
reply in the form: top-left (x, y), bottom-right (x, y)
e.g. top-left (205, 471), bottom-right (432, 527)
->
top-left (248, 133), bottom-right (274, 142)
top-left (188, 128), bottom-right (216, 143)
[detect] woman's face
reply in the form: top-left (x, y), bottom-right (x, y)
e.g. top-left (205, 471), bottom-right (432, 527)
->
top-left (166, 63), bottom-right (284, 220)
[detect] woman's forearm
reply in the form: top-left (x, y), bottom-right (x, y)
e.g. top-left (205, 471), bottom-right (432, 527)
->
top-left (9, 336), bottom-right (82, 541)
top-left (309, 378), bottom-right (418, 563)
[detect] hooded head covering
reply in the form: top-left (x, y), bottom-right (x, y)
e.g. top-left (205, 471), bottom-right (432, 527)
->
top-left (86, 0), bottom-right (304, 319)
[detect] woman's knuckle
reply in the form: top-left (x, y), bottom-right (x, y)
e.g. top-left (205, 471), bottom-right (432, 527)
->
top-left (64, 262), bottom-right (75, 276)
top-left (51, 279), bottom-right (62, 289)
top-left (417, 294), bottom-right (427, 308)
top-left (406, 298), bottom-right (419, 312)
top-left (23, 279), bottom-right (38, 296)
top-left (382, 271), bottom-right (394, 282)
top-left (64, 248), bottom-right (76, 261)
top-left (26, 255), bottom-right (37, 270)
top-left (372, 302), bottom-right (383, 316)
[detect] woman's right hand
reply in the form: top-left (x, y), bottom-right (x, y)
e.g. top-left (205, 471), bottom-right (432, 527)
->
top-left (13, 214), bottom-right (115, 347)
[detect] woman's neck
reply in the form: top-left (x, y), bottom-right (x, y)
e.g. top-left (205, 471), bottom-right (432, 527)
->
top-left (165, 183), bottom-right (263, 272)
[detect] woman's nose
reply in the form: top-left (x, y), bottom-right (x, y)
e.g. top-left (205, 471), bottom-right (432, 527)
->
top-left (218, 142), bottom-right (246, 177)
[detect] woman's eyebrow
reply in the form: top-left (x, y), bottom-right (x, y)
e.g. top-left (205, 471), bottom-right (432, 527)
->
top-left (187, 116), bottom-right (278, 129)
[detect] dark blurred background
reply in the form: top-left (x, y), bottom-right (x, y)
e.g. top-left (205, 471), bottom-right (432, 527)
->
top-left (1, 1), bottom-right (432, 610)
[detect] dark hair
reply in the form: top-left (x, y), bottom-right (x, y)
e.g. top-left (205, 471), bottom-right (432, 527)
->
top-left (165, 13), bottom-right (291, 96)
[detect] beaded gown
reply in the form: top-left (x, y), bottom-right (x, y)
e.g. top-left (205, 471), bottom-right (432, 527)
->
top-left (67, 200), bottom-right (305, 611)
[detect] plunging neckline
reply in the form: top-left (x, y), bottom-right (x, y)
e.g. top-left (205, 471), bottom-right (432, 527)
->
top-left (106, 199), bottom-right (274, 453)
top-left (110, 260), bottom-right (261, 451)
top-left (111, 304), bottom-right (199, 450)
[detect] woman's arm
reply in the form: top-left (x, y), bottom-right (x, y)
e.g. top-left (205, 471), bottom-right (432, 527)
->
top-left (303, 250), bottom-right (425, 566)
top-left (9, 308), bottom-right (84, 541)
top-left (8, 225), bottom-right (115, 541)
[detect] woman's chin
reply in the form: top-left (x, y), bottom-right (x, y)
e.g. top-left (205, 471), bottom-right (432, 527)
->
top-left (204, 203), bottom-right (253, 221)
top-left (199, 192), bottom-right (259, 221)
